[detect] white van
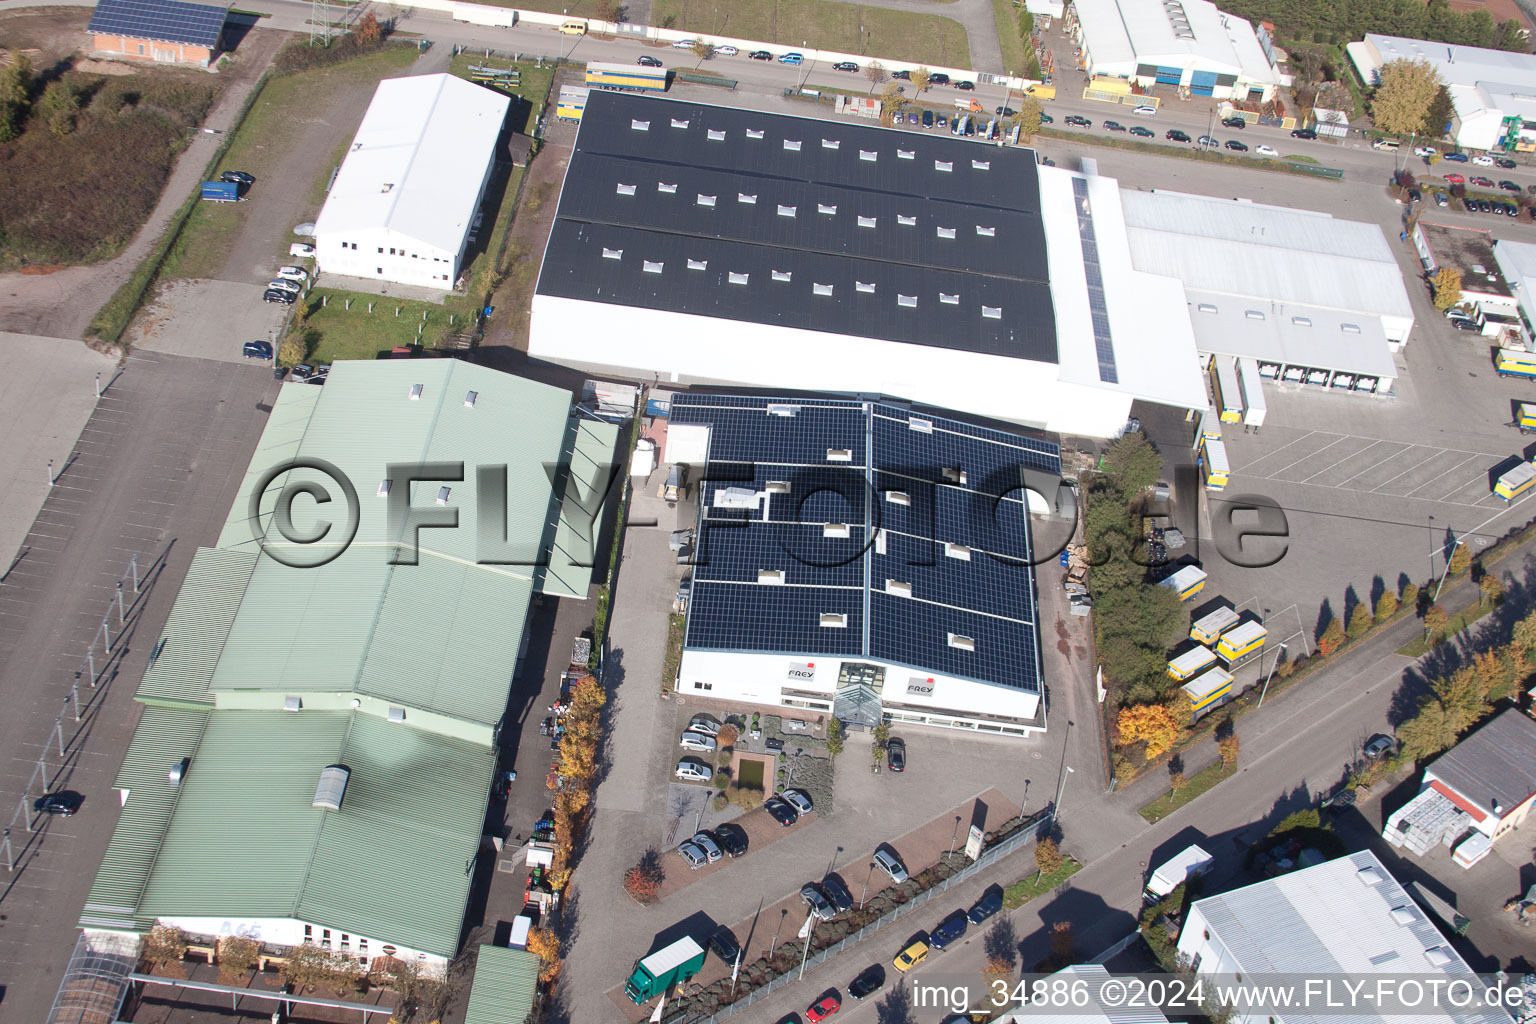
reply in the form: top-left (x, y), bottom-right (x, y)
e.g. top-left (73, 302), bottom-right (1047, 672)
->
top-left (1372, 138), bottom-right (1400, 151)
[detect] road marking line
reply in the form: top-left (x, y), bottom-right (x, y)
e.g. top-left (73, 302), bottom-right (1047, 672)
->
top-left (1293, 438), bottom-right (1387, 484)
top-left (1332, 441), bottom-right (1414, 488)
top-left (1257, 433), bottom-right (1352, 478)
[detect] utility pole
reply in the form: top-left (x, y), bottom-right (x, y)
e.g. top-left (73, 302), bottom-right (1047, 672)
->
top-left (1256, 642), bottom-right (1288, 708)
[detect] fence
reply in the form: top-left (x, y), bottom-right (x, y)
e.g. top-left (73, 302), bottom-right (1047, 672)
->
top-left (663, 809), bottom-right (1051, 1024)
top-left (1283, 162), bottom-right (1345, 179)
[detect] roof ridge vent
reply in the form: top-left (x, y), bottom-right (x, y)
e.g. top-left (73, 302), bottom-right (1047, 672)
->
top-left (313, 765), bottom-right (350, 811)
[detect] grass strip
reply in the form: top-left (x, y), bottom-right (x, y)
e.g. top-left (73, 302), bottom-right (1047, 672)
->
top-left (1003, 857), bottom-right (1082, 909)
top-left (1138, 762), bottom-right (1236, 823)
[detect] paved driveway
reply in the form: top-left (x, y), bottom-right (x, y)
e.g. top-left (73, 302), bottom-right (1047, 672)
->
top-left (127, 279), bottom-right (288, 362)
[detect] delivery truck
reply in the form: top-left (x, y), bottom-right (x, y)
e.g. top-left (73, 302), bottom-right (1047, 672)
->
top-left (1237, 356), bottom-right (1266, 429)
top-left (1519, 403), bottom-right (1536, 434)
top-left (1210, 355), bottom-right (1244, 424)
top-left (1167, 645), bottom-right (1217, 681)
top-left (1495, 462), bottom-right (1536, 502)
top-left (625, 936), bottom-right (707, 1003)
top-left (1215, 620), bottom-right (1267, 666)
top-left (1496, 348), bottom-right (1536, 380)
top-left (587, 61), bottom-right (668, 92)
top-left (1200, 436), bottom-right (1229, 491)
top-left (1144, 844), bottom-right (1214, 902)
top-left (1159, 565), bottom-right (1208, 601)
top-left (1190, 606), bottom-right (1240, 645)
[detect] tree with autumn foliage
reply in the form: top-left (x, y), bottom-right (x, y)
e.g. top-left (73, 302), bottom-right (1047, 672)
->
top-left (624, 848), bottom-right (665, 904)
top-left (1423, 603), bottom-right (1449, 642)
top-left (1318, 617), bottom-right (1345, 656)
top-left (1217, 733), bottom-right (1240, 768)
top-left (1117, 703), bottom-right (1180, 760)
top-left (526, 927), bottom-right (562, 982)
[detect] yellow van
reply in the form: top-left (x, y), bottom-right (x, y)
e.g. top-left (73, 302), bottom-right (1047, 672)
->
top-left (559, 19), bottom-right (587, 34)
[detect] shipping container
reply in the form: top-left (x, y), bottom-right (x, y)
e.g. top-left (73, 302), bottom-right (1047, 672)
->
top-left (557, 85), bottom-right (590, 122)
top-left (1211, 355), bottom-right (1244, 423)
top-left (1200, 436), bottom-right (1229, 491)
top-left (1182, 665), bottom-right (1234, 716)
top-left (1159, 565), bottom-right (1208, 601)
top-left (1167, 645), bottom-right (1218, 681)
top-left (1190, 606), bottom-right (1240, 645)
top-left (1237, 356), bottom-right (1266, 428)
top-left (1494, 461), bottom-right (1536, 502)
top-left (1215, 620), bottom-right (1267, 664)
top-left (1496, 348), bottom-right (1536, 380)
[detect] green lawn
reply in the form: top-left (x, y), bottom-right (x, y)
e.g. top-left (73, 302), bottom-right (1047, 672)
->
top-left (160, 46), bottom-right (419, 282)
top-left (448, 56), bottom-right (556, 130)
top-left (1138, 762), bottom-right (1236, 822)
top-left (1397, 600), bottom-right (1492, 657)
top-left (1003, 857), bottom-right (1081, 909)
top-left (295, 291), bottom-right (480, 363)
top-left (647, 0), bottom-right (971, 69)
top-left (1285, 154), bottom-right (1320, 164)
top-left (991, 0), bottom-right (1028, 76)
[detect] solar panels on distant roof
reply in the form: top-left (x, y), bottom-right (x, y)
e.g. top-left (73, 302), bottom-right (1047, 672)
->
top-left (1072, 177), bottom-right (1119, 384)
top-left (675, 395), bottom-right (1057, 693)
top-left (88, 0), bottom-right (228, 48)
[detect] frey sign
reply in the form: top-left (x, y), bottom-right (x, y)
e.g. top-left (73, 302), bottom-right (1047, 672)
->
top-left (787, 662), bottom-right (817, 683)
top-left (907, 677), bottom-right (935, 697)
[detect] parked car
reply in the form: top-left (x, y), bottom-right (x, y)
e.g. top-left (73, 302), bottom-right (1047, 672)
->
top-left (263, 288), bottom-right (296, 305)
top-left (679, 730), bottom-right (717, 752)
top-left (1133, 104), bottom-right (1157, 115)
top-left (267, 279), bottom-right (301, 295)
top-left (677, 840), bottom-right (708, 868)
top-left (1198, 135), bottom-right (1218, 147)
top-left (1473, 154), bottom-right (1495, 166)
top-left (1406, 188), bottom-right (1422, 203)
top-left (1290, 127), bottom-right (1318, 139)
top-left (221, 170), bottom-right (255, 185)
top-left (1065, 115), bottom-right (1092, 127)
top-left (936, 114), bottom-right (948, 128)
top-left (1225, 139), bottom-right (1248, 151)
top-left (953, 80), bottom-right (974, 90)
top-left (907, 110), bottom-right (920, 124)
top-left (1256, 144), bottom-right (1278, 156)
top-left (1451, 316), bottom-right (1484, 330)
top-left (1039, 112), bottom-right (1053, 123)
top-left (687, 713), bottom-right (721, 736)
top-left (1501, 180), bottom-right (1521, 192)
top-left (891, 69), bottom-right (910, 79)
top-left (849, 965), bottom-right (885, 999)
top-left (929, 72), bottom-right (950, 85)
top-left (1496, 157), bottom-right (1517, 168)
top-left (833, 61), bottom-right (859, 71)
top-left (802, 883), bottom-right (836, 919)
top-left (778, 52), bottom-right (804, 65)
top-left (873, 844), bottom-right (908, 882)
top-left (1414, 146), bottom-right (1438, 157)
top-left (242, 340), bottom-right (273, 360)
top-left (1166, 128), bottom-right (1191, 142)
top-left (714, 822), bottom-right (748, 857)
top-left (764, 795), bottom-right (798, 825)
top-left (1103, 120), bottom-right (1126, 132)
top-left (1443, 173), bottom-right (1465, 183)
top-left (637, 55), bottom-right (664, 67)
top-left (886, 737), bottom-right (906, 772)
top-left (275, 264), bottom-right (308, 282)
top-left (892, 937), bottom-right (929, 973)
top-left (782, 788), bottom-right (814, 816)
top-left (1442, 151), bottom-right (1470, 161)
top-left (675, 759), bottom-right (713, 782)
top-left (820, 875), bottom-right (854, 913)
top-left (289, 243), bottom-right (316, 258)
top-left (967, 886), bottom-right (1004, 924)
top-left (672, 38), bottom-right (698, 48)
top-left (1129, 126), bottom-right (1154, 137)
top-left (715, 44), bottom-right (738, 55)
top-left (1506, 202), bottom-right (1521, 216)
top-left (922, 109), bottom-right (934, 128)
top-left (34, 791), bottom-right (82, 815)
top-left (710, 928), bottom-right (741, 963)
top-left (1363, 734), bottom-right (1396, 759)
top-left (1221, 116), bottom-right (1247, 128)
top-left (930, 909), bottom-right (969, 950)
top-left (1472, 175), bottom-right (1495, 187)
top-left (692, 831), bottom-right (723, 862)
top-left (748, 50), bottom-right (772, 60)
top-left (806, 994), bottom-right (841, 1023)
top-left (1435, 191), bottom-right (1450, 206)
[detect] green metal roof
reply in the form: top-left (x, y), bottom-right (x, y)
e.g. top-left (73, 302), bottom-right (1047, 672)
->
top-left (216, 382), bottom-right (323, 553)
top-left (136, 548), bottom-right (257, 708)
top-left (544, 418), bottom-right (620, 599)
top-left (134, 710), bottom-right (494, 958)
top-left (81, 705), bottom-right (210, 930)
top-left (464, 946), bottom-right (541, 1024)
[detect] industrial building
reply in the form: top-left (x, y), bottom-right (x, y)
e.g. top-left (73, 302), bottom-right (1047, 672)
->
top-left (314, 73), bottom-right (509, 290)
top-left (1384, 708), bottom-right (1536, 867)
top-left (1066, 0), bottom-right (1281, 101)
top-left (1411, 223), bottom-right (1526, 344)
top-left (1492, 236), bottom-right (1536, 338)
top-left (1349, 34), bottom-right (1536, 152)
top-left (1178, 851), bottom-right (1510, 1024)
top-left (87, 0), bottom-right (228, 66)
top-left (80, 361), bottom-right (618, 971)
top-left (1121, 189), bottom-right (1411, 391)
top-left (530, 91), bottom-right (1208, 439)
top-left (668, 394), bottom-right (1056, 736)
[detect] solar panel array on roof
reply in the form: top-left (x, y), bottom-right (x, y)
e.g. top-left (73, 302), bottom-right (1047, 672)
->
top-left (677, 395), bottom-right (1057, 692)
top-left (537, 92), bottom-right (1058, 364)
top-left (88, 0), bottom-right (228, 48)
top-left (1071, 177), bottom-right (1119, 384)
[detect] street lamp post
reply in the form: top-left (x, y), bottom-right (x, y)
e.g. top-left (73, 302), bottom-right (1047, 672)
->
top-left (1052, 766), bottom-right (1075, 822)
top-left (1257, 642), bottom-right (1288, 708)
top-left (798, 915), bottom-right (815, 980)
top-left (769, 909), bottom-right (787, 958)
top-left (1427, 514), bottom-right (1436, 582)
top-left (948, 815), bottom-right (962, 859)
top-left (860, 862), bottom-right (875, 909)
top-left (1433, 538), bottom-right (1464, 604)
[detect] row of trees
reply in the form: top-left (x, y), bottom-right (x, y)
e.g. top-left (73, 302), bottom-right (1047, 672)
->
top-left (0, 55), bottom-right (90, 142)
top-left (1222, 0), bottom-right (1526, 51)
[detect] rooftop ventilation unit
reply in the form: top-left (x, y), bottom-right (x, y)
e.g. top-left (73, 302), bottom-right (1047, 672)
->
top-left (1342, 323), bottom-right (1361, 333)
top-left (813, 283), bottom-right (834, 297)
top-left (715, 486), bottom-right (759, 508)
top-left (886, 579), bottom-right (913, 597)
top-left (284, 696), bottom-right (303, 712)
top-left (860, 150), bottom-right (878, 162)
top-left (778, 205), bottom-right (797, 218)
top-left (168, 757), bottom-right (189, 787)
top-left (935, 160), bottom-right (953, 172)
top-left (1197, 303), bottom-right (1218, 313)
top-left (898, 214), bottom-right (917, 226)
top-left (937, 226), bottom-right (957, 239)
top-left (823, 523), bottom-right (851, 538)
top-left (729, 272), bottom-right (749, 285)
top-left (387, 706), bottom-right (406, 723)
top-left (658, 182), bottom-right (677, 193)
top-left (697, 194), bottom-right (717, 207)
top-left (972, 159), bottom-right (991, 170)
top-left (381, 183), bottom-right (394, 193)
top-left (818, 203), bottom-right (837, 215)
top-left (820, 612), bottom-right (849, 627)
top-left (766, 480), bottom-right (791, 493)
top-left (944, 541), bottom-right (972, 560)
top-left (312, 765), bottom-right (350, 810)
top-left (1356, 866), bottom-right (1383, 885)
top-left (758, 569), bottom-right (786, 584)
top-left (947, 632), bottom-right (976, 651)
top-left (1292, 316), bottom-right (1312, 326)
top-left (858, 215), bottom-right (877, 228)
top-left (464, 391), bottom-right (478, 408)
top-left (909, 418), bottom-right (933, 433)
top-left (898, 294), bottom-right (917, 308)
top-left (827, 448), bottom-right (853, 462)
top-left (708, 129), bottom-right (726, 141)
top-left (940, 293), bottom-right (959, 305)
top-left (616, 183), bottom-right (637, 196)
top-left (767, 403), bottom-right (797, 417)
top-left (746, 128), bottom-right (765, 139)
top-left (409, 384), bottom-right (423, 400)
top-left (602, 248), bottom-right (623, 260)
top-left (856, 281), bottom-right (876, 293)
top-left (982, 306), bottom-right (1002, 320)
top-left (783, 139), bottom-right (802, 151)
top-left (436, 486), bottom-right (452, 506)
top-left (630, 120), bottom-right (650, 131)
top-left (976, 225), bottom-right (996, 237)
top-left (377, 479), bottom-right (392, 498)
top-left (898, 149), bottom-right (915, 160)
top-left (886, 490), bottom-right (911, 505)
top-left (643, 260), bottom-right (664, 274)
top-left (1389, 906), bottom-right (1417, 925)
top-left (942, 467), bottom-right (968, 485)
top-left (687, 258), bottom-right (708, 270)
top-left (1424, 947), bottom-right (1452, 967)
top-left (822, 138), bottom-right (840, 149)
top-left (773, 270), bottom-right (793, 282)
top-left (671, 118), bottom-right (689, 128)
top-left (738, 193), bottom-right (758, 204)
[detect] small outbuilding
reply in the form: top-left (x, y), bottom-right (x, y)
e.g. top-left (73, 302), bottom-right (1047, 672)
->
top-left (88, 0), bottom-right (229, 67)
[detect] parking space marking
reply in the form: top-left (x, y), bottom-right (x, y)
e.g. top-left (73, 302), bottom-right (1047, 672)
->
top-left (1372, 448), bottom-right (1477, 495)
top-left (1238, 429), bottom-right (1323, 474)
top-left (1405, 454), bottom-right (1484, 498)
top-left (1293, 438), bottom-right (1391, 484)
top-left (1248, 433), bottom-right (1348, 479)
top-left (1330, 442), bottom-right (1420, 488)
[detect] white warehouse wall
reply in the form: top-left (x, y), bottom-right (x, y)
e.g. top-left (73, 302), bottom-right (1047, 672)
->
top-left (318, 227), bottom-right (463, 290)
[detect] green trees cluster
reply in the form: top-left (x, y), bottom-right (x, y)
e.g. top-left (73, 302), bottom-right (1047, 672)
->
top-left (1088, 433), bottom-right (1189, 705)
top-left (1223, 0), bottom-right (1526, 51)
top-left (0, 54), bottom-right (33, 143)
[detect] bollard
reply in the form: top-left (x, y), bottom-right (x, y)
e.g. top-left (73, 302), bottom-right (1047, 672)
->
top-left (130, 553), bottom-right (139, 593)
top-left (422, 311), bottom-right (428, 322)
top-left (95, 372), bottom-right (101, 398)
top-left (322, 294), bottom-right (329, 307)
top-left (368, 303), bottom-right (375, 313)
top-left (395, 307), bottom-right (401, 317)
top-left (345, 298), bottom-right (351, 310)
top-left (47, 459), bottom-right (55, 487)
top-left (450, 314), bottom-right (455, 325)
top-left (116, 581), bottom-right (125, 624)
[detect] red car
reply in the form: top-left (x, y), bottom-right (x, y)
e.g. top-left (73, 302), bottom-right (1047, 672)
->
top-left (807, 993), bottom-right (842, 1022)
top-left (1471, 175), bottom-right (1495, 187)
top-left (1444, 173), bottom-right (1465, 183)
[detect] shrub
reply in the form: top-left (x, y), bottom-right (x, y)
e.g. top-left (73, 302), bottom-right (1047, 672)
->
top-left (712, 792), bottom-right (728, 811)
top-left (1318, 618), bottom-right (1345, 656)
top-left (1347, 604), bottom-right (1373, 639)
top-left (727, 784), bottom-right (763, 809)
top-left (716, 724), bottom-right (739, 750)
top-left (1448, 542), bottom-right (1471, 575)
top-left (713, 772), bottom-right (729, 790)
top-left (1400, 581), bottom-right (1420, 611)
top-left (1217, 733), bottom-right (1240, 768)
top-left (623, 849), bottom-right (664, 904)
top-left (1374, 590), bottom-right (1398, 622)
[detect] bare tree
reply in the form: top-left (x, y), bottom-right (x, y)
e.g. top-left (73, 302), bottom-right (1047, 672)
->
top-left (865, 60), bottom-right (888, 93)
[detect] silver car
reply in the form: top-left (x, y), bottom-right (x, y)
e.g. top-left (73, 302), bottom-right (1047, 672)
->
top-left (782, 788), bottom-right (814, 816)
top-left (267, 278), bottom-right (301, 294)
top-left (688, 713), bottom-right (722, 737)
top-left (679, 730), bottom-right (717, 753)
top-left (873, 845), bottom-right (908, 883)
top-left (274, 265), bottom-right (309, 282)
top-left (692, 831), bottom-right (723, 862)
top-left (678, 840), bottom-right (708, 869)
top-left (675, 759), bottom-right (714, 782)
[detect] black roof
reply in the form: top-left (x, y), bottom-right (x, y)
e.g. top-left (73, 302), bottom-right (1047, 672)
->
top-left (677, 394), bottom-right (1056, 692)
top-left (88, 0), bottom-right (228, 47)
top-left (537, 92), bottom-right (1058, 364)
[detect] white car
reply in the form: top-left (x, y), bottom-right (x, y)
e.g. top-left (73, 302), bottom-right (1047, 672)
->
top-left (715, 44), bottom-right (737, 55)
top-left (289, 243), bottom-right (316, 259)
top-left (1473, 155), bottom-right (1495, 166)
top-left (1132, 104), bottom-right (1157, 116)
top-left (782, 787), bottom-right (814, 815)
top-left (673, 38), bottom-right (699, 48)
top-left (1255, 144), bottom-right (1278, 156)
top-left (675, 759), bottom-right (713, 782)
top-left (1414, 145), bottom-right (1437, 156)
top-left (267, 278), bottom-right (301, 294)
top-left (274, 265), bottom-right (308, 282)
top-left (679, 730), bottom-right (717, 752)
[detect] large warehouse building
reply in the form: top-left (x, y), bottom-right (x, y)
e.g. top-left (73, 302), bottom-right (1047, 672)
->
top-left (669, 394), bottom-right (1054, 737)
top-left (530, 92), bottom-right (1208, 440)
top-left (314, 73), bottom-right (509, 291)
top-left (79, 361), bottom-right (617, 971)
top-left (1067, 0), bottom-right (1281, 101)
top-left (1349, 34), bottom-right (1536, 152)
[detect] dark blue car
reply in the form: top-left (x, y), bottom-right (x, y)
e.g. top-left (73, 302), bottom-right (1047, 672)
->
top-left (243, 340), bottom-right (272, 360)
